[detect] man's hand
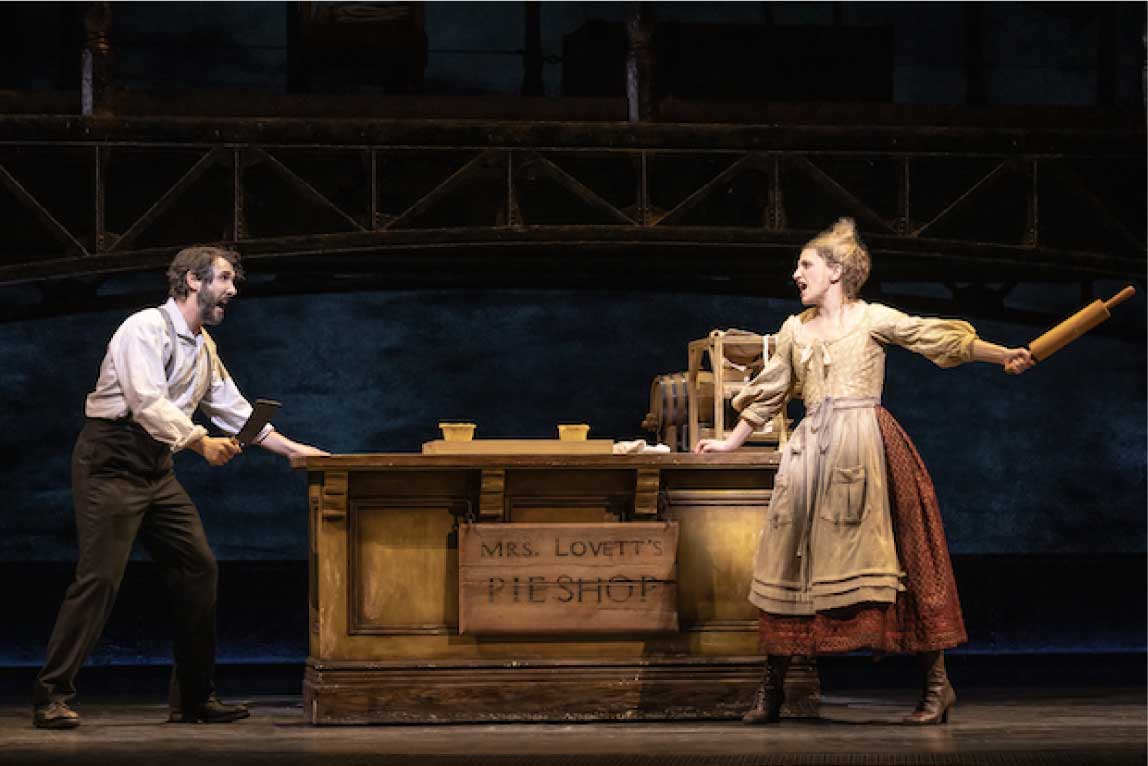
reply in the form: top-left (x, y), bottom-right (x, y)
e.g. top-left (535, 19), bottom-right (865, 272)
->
top-left (256, 430), bottom-right (330, 459)
top-left (190, 436), bottom-right (241, 466)
top-left (290, 442), bottom-right (330, 458)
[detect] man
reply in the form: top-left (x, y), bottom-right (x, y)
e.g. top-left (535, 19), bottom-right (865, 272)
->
top-left (33, 246), bottom-right (327, 729)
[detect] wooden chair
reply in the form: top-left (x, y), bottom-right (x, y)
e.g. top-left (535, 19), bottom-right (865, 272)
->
top-left (686, 329), bottom-right (789, 451)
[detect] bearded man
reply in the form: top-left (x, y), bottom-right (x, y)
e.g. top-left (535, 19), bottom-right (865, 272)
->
top-left (33, 246), bottom-right (327, 729)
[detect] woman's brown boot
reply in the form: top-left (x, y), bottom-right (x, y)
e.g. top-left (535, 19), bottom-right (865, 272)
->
top-left (903, 650), bottom-right (956, 724)
top-left (742, 655), bottom-right (791, 724)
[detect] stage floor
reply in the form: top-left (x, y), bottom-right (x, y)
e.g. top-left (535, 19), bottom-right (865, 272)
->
top-left (0, 684), bottom-right (1143, 766)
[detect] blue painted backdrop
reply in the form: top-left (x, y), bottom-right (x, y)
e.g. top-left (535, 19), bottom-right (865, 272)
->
top-left (2, 281), bottom-right (1144, 562)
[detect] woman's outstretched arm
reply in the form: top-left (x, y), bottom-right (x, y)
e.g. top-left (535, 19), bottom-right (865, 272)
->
top-left (869, 303), bottom-right (1033, 375)
top-left (971, 339), bottom-right (1034, 375)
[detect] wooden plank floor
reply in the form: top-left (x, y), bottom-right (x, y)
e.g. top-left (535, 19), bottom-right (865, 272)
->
top-left (0, 685), bottom-right (1143, 765)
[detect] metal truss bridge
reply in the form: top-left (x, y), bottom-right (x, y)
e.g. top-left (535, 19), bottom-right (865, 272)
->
top-left (0, 115), bottom-right (1143, 325)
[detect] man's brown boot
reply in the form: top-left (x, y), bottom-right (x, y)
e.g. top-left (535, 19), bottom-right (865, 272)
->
top-left (33, 701), bottom-right (81, 730)
top-left (742, 655), bottom-right (791, 725)
top-left (169, 694), bottom-right (250, 724)
top-left (903, 650), bottom-right (956, 724)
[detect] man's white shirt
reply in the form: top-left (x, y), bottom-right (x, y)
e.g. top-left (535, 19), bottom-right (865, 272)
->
top-left (84, 298), bottom-right (268, 452)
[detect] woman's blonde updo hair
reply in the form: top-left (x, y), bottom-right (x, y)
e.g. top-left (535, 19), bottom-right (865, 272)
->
top-left (804, 217), bottom-right (871, 299)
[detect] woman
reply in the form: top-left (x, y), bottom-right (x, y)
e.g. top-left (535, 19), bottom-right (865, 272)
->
top-left (695, 218), bottom-right (1032, 725)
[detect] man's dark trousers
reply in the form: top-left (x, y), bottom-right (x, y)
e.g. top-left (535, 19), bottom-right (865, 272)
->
top-left (34, 418), bottom-right (219, 709)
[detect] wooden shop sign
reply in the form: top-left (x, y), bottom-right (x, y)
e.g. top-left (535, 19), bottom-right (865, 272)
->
top-left (458, 522), bottom-right (679, 635)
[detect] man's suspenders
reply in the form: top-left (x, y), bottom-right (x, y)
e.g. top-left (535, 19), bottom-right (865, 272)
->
top-left (155, 306), bottom-right (223, 385)
top-left (157, 306), bottom-right (180, 380)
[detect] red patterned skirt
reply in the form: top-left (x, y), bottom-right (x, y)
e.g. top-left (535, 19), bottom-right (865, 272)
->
top-left (756, 406), bottom-right (968, 656)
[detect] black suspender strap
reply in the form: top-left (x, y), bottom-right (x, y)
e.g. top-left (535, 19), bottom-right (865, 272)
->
top-left (156, 306), bottom-right (179, 380)
top-left (155, 305), bottom-right (224, 385)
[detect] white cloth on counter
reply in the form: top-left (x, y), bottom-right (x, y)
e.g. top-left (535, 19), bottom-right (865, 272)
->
top-left (612, 440), bottom-right (672, 455)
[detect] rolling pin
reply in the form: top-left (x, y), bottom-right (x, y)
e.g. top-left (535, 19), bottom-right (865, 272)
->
top-left (1028, 285), bottom-right (1136, 362)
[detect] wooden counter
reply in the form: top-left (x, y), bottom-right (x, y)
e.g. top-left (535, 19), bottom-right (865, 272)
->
top-left (294, 451), bottom-right (818, 724)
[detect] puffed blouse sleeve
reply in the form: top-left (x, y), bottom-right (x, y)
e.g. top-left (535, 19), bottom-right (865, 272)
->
top-left (868, 303), bottom-right (978, 369)
top-left (731, 316), bottom-right (797, 429)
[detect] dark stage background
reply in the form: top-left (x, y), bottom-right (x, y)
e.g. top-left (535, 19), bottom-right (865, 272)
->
top-left (1, 284), bottom-right (1144, 665)
top-left (4, 285), bottom-right (1147, 562)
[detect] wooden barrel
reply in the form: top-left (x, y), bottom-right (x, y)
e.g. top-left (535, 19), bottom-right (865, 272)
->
top-left (642, 371), bottom-right (714, 451)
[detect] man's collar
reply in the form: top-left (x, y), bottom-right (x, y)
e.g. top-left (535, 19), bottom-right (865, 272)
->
top-left (161, 297), bottom-right (200, 341)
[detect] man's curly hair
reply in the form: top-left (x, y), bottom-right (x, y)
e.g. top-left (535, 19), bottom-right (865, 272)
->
top-left (166, 246), bottom-right (243, 299)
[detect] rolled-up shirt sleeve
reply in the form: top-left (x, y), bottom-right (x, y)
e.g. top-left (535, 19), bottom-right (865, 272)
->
top-left (868, 303), bottom-right (978, 368)
top-left (110, 313), bottom-right (206, 451)
top-left (732, 317), bottom-right (796, 429)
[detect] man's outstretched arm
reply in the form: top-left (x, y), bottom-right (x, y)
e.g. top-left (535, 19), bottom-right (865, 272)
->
top-left (254, 429), bottom-right (329, 459)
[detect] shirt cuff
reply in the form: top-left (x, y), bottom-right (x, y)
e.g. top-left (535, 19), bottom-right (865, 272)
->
top-left (254, 424), bottom-right (275, 444)
top-left (960, 334), bottom-right (979, 363)
top-left (172, 425), bottom-right (208, 453)
top-left (739, 410), bottom-right (767, 430)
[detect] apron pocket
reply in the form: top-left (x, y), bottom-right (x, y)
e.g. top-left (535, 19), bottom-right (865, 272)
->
top-left (822, 465), bottom-right (867, 524)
